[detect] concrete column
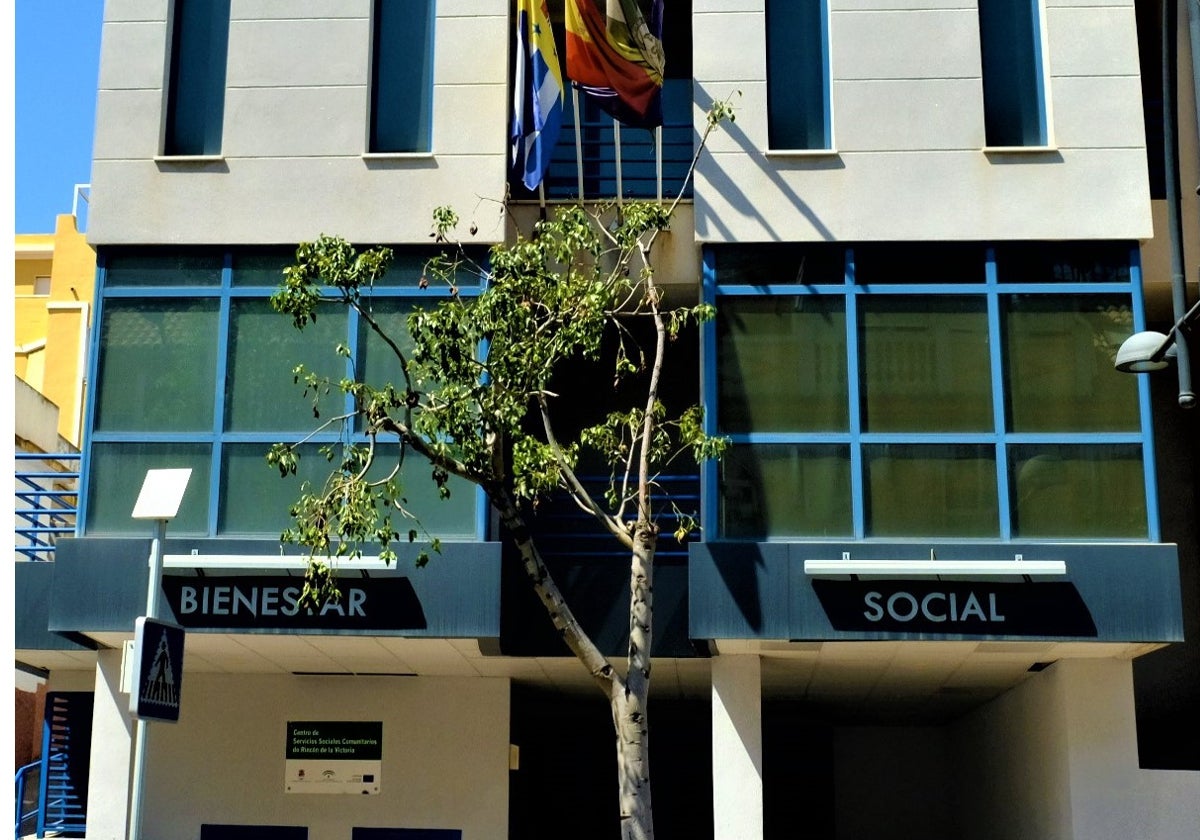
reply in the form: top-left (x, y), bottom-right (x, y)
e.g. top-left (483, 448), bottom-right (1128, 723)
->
top-left (712, 653), bottom-right (763, 840)
top-left (1056, 659), bottom-right (1200, 840)
top-left (85, 649), bottom-right (134, 840)
top-left (954, 657), bottom-right (1200, 840)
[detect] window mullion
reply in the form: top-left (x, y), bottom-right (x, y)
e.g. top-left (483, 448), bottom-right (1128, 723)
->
top-left (702, 248), bottom-right (720, 534)
top-left (985, 247), bottom-right (1012, 539)
top-left (1130, 247), bottom-right (1162, 541)
top-left (346, 305), bottom-right (362, 438)
top-left (845, 248), bottom-right (865, 539)
top-left (209, 252), bottom-right (234, 536)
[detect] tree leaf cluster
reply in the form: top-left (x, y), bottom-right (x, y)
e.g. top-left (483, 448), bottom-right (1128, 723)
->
top-left (268, 199), bottom-right (726, 570)
top-left (267, 93), bottom-right (745, 577)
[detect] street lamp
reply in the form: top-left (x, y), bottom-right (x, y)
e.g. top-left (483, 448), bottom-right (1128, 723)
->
top-left (1114, 298), bottom-right (1199, 408)
top-left (128, 468), bottom-right (191, 840)
top-left (1121, 0), bottom-right (1200, 410)
top-left (1114, 329), bottom-right (1180, 373)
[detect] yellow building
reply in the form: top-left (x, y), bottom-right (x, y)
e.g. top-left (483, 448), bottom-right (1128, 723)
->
top-left (15, 212), bottom-right (96, 448)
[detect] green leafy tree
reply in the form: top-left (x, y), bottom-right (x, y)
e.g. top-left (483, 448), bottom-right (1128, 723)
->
top-left (268, 96), bottom-right (737, 840)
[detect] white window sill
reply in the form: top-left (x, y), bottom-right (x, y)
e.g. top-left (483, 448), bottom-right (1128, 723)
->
top-left (765, 148), bottom-right (839, 159)
top-left (153, 155), bottom-right (225, 164)
top-left (362, 152), bottom-right (435, 161)
top-left (982, 145), bottom-right (1059, 155)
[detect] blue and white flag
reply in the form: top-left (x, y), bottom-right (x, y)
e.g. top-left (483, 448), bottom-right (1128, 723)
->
top-left (512, 0), bottom-right (565, 191)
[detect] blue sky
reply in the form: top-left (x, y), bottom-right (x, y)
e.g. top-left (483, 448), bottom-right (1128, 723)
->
top-left (14, 1), bottom-right (105, 234)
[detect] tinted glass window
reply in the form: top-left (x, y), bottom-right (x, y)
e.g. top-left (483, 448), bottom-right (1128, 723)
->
top-left (94, 300), bottom-right (219, 432)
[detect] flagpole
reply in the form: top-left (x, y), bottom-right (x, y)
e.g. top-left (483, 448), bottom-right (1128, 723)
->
top-left (538, 182), bottom-right (547, 221)
top-left (572, 86), bottom-right (585, 201)
top-left (655, 125), bottom-right (662, 204)
top-left (614, 118), bottom-right (624, 208)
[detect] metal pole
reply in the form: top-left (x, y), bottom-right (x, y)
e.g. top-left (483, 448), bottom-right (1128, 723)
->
top-left (128, 519), bottom-right (166, 840)
top-left (655, 125), bottom-right (663, 204)
top-left (1187, 0), bottom-right (1200, 184)
top-left (573, 86), bottom-right (585, 200)
top-left (127, 722), bottom-right (148, 840)
top-left (614, 118), bottom-right (624, 208)
top-left (1163, 0), bottom-right (1196, 407)
top-left (144, 519), bottom-right (166, 619)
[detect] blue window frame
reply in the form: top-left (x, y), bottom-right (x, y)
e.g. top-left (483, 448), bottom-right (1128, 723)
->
top-left (82, 247), bottom-right (487, 540)
top-left (370, 0), bottom-right (435, 153)
top-left (978, 0), bottom-right (1047, 147)
top-left (164, 0), bottom-right (230, 156)
top-left (766, 0), bottom-right (830, 151)
top-left (703, 242), bottom-right (1158, 542)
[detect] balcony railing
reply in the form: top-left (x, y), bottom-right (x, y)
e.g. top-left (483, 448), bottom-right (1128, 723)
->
top-left (510, 79), bottom-right (695, 202)
top-left (529, 472), bottom-right (702, 565)
top-left (15, 452), bottom-right (80, 562)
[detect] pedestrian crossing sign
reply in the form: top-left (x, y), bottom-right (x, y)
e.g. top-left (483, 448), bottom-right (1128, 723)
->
top-left (131, 617), bottom-right (186, 722)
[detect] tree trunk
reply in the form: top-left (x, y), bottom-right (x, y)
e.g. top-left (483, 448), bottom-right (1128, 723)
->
top-left (495, 488), bottom-right (659, 838)
top-left (613, 681), bottom-right (653, 840)
top-left (615, 531), bottom-right (656, 840)
top-left (493, 491), bottom-right (615, 686)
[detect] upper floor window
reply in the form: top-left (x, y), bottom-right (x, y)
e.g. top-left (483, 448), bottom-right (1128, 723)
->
top-left (706, 242), bottom-right (1150, 541)
top-left (978, 0), bottom-right (1048, 147)
top-left (164, 0), bottom-right (230, 156)
top-left (369, 0), bottom-right (435, 153)
top-left (509, 0), bottom-right (694, 200)
top-left (85, 247), bottom-right (484, 539)
top-left (766, 0), bottom-right (830, 151)
top-left (33, 276), bottom-right (52, 296)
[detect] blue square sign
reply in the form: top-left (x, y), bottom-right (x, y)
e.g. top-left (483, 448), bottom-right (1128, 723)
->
top-left (131, 617), bottom-right (186, 723)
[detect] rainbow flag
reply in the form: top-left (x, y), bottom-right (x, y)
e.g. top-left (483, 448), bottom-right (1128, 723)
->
top-left (512, 0), bottom-right (565, 191)
top-left (565, 0), bottom-right (665, 129)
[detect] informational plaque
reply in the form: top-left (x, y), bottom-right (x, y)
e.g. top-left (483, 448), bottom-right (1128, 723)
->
top-left (285, 721), bottom-right (382, 794)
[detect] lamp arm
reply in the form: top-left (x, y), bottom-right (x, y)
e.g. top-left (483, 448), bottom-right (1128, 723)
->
top-left (1150, 297), bottom-right (1200, 362)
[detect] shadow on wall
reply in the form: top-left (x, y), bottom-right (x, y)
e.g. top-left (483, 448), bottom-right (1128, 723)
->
top-left (692, 87), bottom-right (838, 243)
top-left (1133, 372), bottom-right (1200, 770)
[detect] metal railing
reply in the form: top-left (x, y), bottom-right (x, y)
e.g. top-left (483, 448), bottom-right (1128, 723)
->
top-left (38, 748), bottom-right (87, 837)
top-left (15, 452), bottom-right (80, 562)
top-left (37, 692), bottom-right (91, 837)
top-left (530, 472), bottom-right (701, 565)
top-left (14, 760), bottom-right (41, 840)
top-left (511, 80), bottom-right (695, 202)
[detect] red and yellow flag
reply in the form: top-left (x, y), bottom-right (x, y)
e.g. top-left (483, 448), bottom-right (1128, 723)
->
top-left (565, 0), bottom-right (665, 129)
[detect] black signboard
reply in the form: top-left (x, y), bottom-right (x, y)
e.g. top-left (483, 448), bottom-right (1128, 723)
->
top-left (811, 579), bottom-right (1097, 636)
top-left (286, 721), bottom-right (383, 761)
top-left (131, 617), bottom-right (186, 722)
top-left (161, 576), bottom-right (427, 631)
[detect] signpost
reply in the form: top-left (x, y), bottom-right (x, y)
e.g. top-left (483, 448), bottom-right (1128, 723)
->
top-left (128, 468), bottom-right (191, 840)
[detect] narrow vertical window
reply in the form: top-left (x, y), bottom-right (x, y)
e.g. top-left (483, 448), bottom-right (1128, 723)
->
top-left (164, 0), bottom-right (230, 156)
top-left (370, 0), bottom-right (435, 153)
top-left (978, 0), bottom-right (1047, 146)
top-left (766, 0), bottom-right (829, 150)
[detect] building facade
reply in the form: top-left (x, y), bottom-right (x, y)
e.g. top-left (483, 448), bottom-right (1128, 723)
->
top-left (13, 1), bottom-right (1200, 839)
top-left (15, 209), bottom-right (96, 450)
top-left (14, 207), bottom-right (95, 792)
